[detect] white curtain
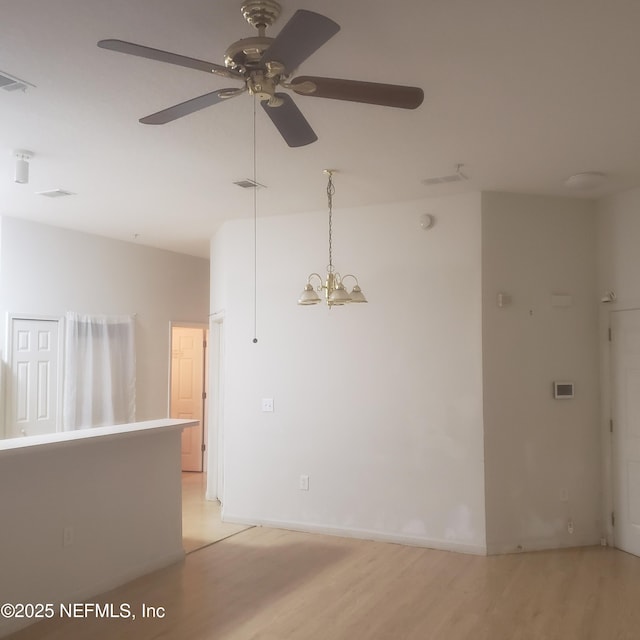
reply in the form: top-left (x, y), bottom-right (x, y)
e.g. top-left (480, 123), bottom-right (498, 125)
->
top-left (63, 312), bottom-right (136, 430)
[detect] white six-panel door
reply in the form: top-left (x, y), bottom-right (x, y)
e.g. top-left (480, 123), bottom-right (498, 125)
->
top-left (6, 318), bottom-right (61, 438)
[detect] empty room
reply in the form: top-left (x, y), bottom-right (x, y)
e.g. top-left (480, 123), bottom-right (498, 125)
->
top-left (2, 1), bottom-right (640, 638)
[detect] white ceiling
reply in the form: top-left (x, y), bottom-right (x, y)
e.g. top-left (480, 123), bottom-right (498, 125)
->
top-left (2, 0), bottom-right (640, 258)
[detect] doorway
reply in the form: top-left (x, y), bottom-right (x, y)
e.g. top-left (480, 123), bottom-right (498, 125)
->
top-left (170, 324), bottom-right (208, 472)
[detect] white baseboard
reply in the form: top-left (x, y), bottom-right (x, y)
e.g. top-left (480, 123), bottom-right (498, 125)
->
top-left (486, 534), bottom-right (600, 555)
top-left (222, 513), bottom-right (487, 556)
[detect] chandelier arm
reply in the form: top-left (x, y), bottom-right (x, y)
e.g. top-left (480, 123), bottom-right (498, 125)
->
top-left (340, 274), bottom-right (359, 286)
top-left (307, 272), bottom-right (324, 289)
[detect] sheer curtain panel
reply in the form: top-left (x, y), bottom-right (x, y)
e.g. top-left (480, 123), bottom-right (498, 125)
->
top-left (63, 313), bottom-right (136, 429)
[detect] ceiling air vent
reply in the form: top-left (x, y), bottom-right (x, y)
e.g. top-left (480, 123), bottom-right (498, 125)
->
top-left (37, 189), bottom-right (76, 198)
top-left (233, 179), bottom-right (266, 189)
top-left (422, 164), bottom-right (469, 186)
top-left (0, 70), bottom-right (35, 92)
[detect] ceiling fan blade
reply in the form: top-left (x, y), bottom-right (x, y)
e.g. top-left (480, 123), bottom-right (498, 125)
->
top-left (290, 76), bottom-right (424, 109)
top-left (260, 10), bottom-right (340, 74)
top-left (140, 88), bottom-right (245, 125)
top-left (97, 39), bottom-right (242, 81)
top-left (261, 93), bottom-right (317, 147)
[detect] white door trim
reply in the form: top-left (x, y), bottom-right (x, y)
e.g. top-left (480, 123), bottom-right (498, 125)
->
top-left (207, 311), bottom-right (225, 504)
top-left (609, 307), bottom-right (640, 555)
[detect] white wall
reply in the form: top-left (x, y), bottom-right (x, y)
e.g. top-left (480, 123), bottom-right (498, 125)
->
top-left (0, 216), bottom-right (209, 433)
top-left (482, 192), bottom-right (600, 553)
top-left (596, 187), bottom-right (640, 543)
top-left (210, 193), bottom-right (487, 554)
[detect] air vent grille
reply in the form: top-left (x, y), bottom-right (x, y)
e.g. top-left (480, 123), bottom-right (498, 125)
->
top-left (422, 172), bottom-right (469, 186)
top-left (233, 179), bottom-right (266, 189)
top-left (0, 70), bottom-right (34, 92)
top-left (37, 189), bottom-right (76, 198)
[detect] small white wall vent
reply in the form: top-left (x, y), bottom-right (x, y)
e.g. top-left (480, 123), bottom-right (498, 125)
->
top-left (37, 189), bottom-right (76, 198)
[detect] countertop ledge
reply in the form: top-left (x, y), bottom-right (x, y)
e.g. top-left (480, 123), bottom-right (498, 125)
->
top-left (0, 418), bottom-right (198, 455)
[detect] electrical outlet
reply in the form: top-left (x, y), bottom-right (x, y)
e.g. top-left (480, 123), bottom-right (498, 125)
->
top-left (299, 475), bottom-right (309, 491)
top-left (567, 518), bottom-right (574, 534)
top-left (63, 526), bottom-right (74, 547)
top-left (261, 398), bottom-right (274, 412)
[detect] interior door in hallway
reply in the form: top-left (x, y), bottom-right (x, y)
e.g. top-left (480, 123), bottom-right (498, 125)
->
top-left (612, 308), bottom-right (640, 557)
top-left (171, 326), bottom-right (206, 472)
top-left (5, 318), bottom-right (61, 438)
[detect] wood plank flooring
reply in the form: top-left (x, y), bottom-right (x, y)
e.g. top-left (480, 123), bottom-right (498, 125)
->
top-left (7, 527), bottom-right (640, 640)
top-left (181, 472), bottom-right (250, 553)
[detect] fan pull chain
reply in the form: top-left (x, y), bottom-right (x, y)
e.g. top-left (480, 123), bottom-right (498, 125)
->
top-left (252, 95), bottom-right (258, 344)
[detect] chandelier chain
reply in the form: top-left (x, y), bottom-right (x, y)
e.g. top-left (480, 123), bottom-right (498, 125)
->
top-left (327, 172), bottom-right (335, 270)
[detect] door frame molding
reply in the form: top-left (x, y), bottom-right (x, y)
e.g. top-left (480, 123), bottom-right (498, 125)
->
top-left (208, 311), bottom-right (225, 504)
top-left (3, 313), bottom-right (65, 439)
top-left (606, 306), bottom-right (640, 551)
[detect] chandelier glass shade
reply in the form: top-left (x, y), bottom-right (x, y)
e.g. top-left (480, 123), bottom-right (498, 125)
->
top-left (298, 170), bottom-right (367, 307)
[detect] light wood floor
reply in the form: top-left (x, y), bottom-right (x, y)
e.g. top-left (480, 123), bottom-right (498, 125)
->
top-left (8, 527), bottom-right (640, 640)
top-left (181, 472), bottom-right (250, 553)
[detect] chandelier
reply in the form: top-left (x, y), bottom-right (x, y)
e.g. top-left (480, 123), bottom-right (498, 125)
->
top-left (298, 170), bottom-right (367, 306)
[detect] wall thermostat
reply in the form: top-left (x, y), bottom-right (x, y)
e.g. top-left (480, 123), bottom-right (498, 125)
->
top-left (553, 381), bottom-right (574, 399)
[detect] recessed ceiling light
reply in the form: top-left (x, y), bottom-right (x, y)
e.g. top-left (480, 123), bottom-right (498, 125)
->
top-left (37, 189), bottom-right (76, 198)
top-left (563, 172), bottom-right (606, 190)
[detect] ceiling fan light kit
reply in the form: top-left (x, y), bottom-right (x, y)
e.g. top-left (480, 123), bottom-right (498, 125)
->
top-left (97, 1), bottom-right (424, 147)
top-left (298, 170), bottom-right (367, 307)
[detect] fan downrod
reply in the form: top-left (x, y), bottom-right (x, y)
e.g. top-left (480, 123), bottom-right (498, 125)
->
top-left (241, 0), bottom-right (282, 33)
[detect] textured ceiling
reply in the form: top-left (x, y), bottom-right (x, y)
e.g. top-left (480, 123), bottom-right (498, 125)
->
top-left (2, 0), bottom-right (640, 257)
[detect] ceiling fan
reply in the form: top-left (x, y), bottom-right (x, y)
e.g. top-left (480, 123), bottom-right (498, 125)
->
top-left (98, 0), bottom-right (424, 147)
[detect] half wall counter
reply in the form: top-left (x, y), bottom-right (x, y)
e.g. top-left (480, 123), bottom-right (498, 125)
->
top-left (0, 418), bottom-right (197, 637)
